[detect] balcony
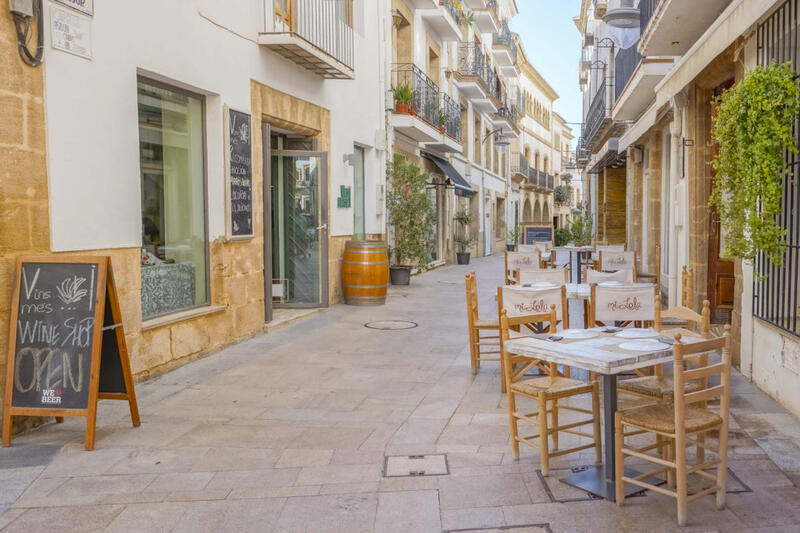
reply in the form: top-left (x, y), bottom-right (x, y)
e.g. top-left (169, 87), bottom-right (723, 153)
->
top-left (491, 94), bottom-right (520, 137)
top-left (473, 0), bottom-right (501, 34)
top-left (581, 79), bottom-right (612, 152)
top-left (613, 40), bottom-right (675, 121)
top-left (492, 22), bottom-right (518, 71)
top-left (419, 0), bottom-right (465, 42)
top-left (638, 0), bottom-right (732, 56)
top-left (390, 64), bottom-right (442, 143)
top-left (453, 43), bottom-right (499, 113)
top-left (511, 153), bottom-right (529, 183)
top-left (424, 92), bottom-right (463, 153)
top-left (259, 0), bottom-right (354, 80)
top-left (406, 0), bottom-right (438, 6)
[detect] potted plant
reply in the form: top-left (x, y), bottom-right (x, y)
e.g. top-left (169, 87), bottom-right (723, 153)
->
top-left (506, 225), bottom-right (520, 252)
top-left (453, 210), bottom-right (473, 264)
top-left (709, 61), bottom-right (800, 276)
top-left (554, 227), bottom-right (571, 247)
top-left (437, 109), bottom-right (446, 134)
top-left (570, 209), bottom-right (593, 247)
top-left (392, 83), bottom-right (413, 115)
top-left (386, 155), bottom-right (436, 285)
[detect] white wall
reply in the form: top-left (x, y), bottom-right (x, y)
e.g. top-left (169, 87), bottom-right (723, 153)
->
top-left (42, 0), bottom-right (387, 251)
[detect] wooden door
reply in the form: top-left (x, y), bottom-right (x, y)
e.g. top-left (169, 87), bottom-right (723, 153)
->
top-left (604, 167), bottom-right (627, 244)
top-left (707, 79), bottom-right (735, 322)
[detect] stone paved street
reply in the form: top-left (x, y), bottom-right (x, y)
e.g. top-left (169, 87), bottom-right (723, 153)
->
top-left (1, 255), bottom-right (800, 532)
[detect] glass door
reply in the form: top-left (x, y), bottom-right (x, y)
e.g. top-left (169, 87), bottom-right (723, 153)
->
top-left (270, 150), bottom-right (328, 308)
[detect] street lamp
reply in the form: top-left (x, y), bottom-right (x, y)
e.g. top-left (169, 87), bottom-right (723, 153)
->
top-left (483, 127), bottom-right (509, 155)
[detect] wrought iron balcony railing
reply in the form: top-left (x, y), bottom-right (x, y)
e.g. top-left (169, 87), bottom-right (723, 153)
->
top-left (639, 0), bottom-right (663, 33)
top-left (512, 153), bottom-right (529, 176)
top-left (614, 39), bottom-right (643, 100)
top-left (440, 0), bottom-right (464, 27)
top-left (582, 79), bottom-right (608, 147)
top-left (494, 21), bottom-right (518, 63)
top-left (441, 92), bottom-right (462, 143)
top-left (391, 63), bottom-right (440, 127)
top-left (266, 0), bottom-right (354, 70)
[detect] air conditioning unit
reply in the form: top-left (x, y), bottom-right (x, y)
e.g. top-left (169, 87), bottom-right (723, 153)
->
top-left (604, 0), bottom-right (640, 28)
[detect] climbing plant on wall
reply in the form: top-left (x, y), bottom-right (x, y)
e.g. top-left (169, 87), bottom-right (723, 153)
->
top-left (710, 61), bottom-right (800, 274)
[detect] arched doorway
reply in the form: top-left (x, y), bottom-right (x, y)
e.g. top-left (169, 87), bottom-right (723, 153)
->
top-left (522, 198), bottom-right (532, 223)
top-left (533, 200), bottom-right (542, 224)
top-left (543, 201), bottom-right (550, 225)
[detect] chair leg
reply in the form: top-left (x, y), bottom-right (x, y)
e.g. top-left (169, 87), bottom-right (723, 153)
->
top-left (675, 432), bottom-right (688, 527)
top-left (468, 328), bottom-right (478, 374)
top-left (591, 382), bottom-right (602, 464)
top-left (716, 426), bottom-right (729, 510)
top-left (538, 395), bottom-right (549, 476)
top-left (551, 399), bottom-right (559, 450)
top-left (499, 351), bottom-right (507, 394)
top-left (615, 412), bottom-right (625, 506)
top-left (507, 391), bottom-right (520, 460)
top-left (666, 438), bottom-right (676, 488)
top-left (696, 433), bottom-right (705, 464)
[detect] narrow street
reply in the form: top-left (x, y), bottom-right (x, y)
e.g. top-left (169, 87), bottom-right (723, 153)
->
top-left (1, 255), bottom-right (799, 532)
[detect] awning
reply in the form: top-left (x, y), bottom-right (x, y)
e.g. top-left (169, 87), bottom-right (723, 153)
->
top-left (421, 151), bottom-right (475, 197)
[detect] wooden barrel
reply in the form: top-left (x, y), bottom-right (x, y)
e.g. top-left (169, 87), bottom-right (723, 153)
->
top-left (342, 240), bottom-right (389, 306)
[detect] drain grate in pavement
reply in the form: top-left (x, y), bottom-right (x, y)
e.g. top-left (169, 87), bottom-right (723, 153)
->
top-left (365, 320), bottom-right (418, 330)
top-left (446, 525), bottom-right (552, 533)
top-left (383, 454), bottom-right (449, 477)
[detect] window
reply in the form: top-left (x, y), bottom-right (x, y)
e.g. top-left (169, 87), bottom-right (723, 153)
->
top-left (138, 79), bottom-right (208, 319)
top-left (753, 1), bottom-right (800, 336)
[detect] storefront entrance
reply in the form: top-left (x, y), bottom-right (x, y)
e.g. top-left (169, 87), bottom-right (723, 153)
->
top-left (263, 127), bottom-right (328, 320)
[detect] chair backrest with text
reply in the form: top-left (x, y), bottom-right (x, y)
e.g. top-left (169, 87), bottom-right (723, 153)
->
top-left (598, 250), bottom-right (636, 272)
top-left (590, 283), bottom-right (657, 326)
top-left (499, 285), bottom-right (569, 329)
top-left (518, 243), bottom-right (547, 254)
top-left (518, 268), bottom-right (568, 286)
top-left (552, 249), bottom-right (571, 269)
top-left (505, 251), bottom-right (541, 284)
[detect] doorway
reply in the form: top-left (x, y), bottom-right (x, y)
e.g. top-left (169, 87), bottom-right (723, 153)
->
top-left (264, 129), bottom-right (329, 317)
top-left (352, 145), bottom-right (365, 240)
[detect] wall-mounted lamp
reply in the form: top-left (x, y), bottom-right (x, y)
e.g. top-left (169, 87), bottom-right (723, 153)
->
top-left (392, 10), bottom-right (404, 28)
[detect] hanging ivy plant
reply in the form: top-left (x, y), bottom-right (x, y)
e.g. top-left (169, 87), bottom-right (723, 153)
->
top-left (710, 61), bottom-right (800, 274)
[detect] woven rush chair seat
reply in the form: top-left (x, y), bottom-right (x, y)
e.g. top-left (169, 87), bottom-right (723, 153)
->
top-left (617, 376), bottom-right (704, 400)
top-left (511, 376), bottom-right (594, 399)
top-left (620, 403), bottom-right (722, 434)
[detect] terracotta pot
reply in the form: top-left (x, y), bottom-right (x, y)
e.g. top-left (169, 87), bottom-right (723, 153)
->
top-left (439, 126), bottom-right (445, 134)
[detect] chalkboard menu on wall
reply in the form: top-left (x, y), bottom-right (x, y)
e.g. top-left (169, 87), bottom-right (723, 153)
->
top-left (228, 108), bottom-right (253, 238)
top-left (523, 225), bottom-right (554, 245)
top-left (10, 262), bottom-right (99, 409)
top-left (3, 256), bottom-right (140, 450)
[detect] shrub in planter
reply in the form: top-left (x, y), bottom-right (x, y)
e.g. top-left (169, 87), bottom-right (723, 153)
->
top-left (387, 155), bottom-right (436, 284)
top-left (392, 83), bottom-right (413, 115)
top-left (453, 210), bottom-right (474, 264)
top-left (507, 225), bottom-right (520, 251)
top-left (554, 227), bottom-right (571, 247)
top-left (570, 210), bottom-right (593, 246)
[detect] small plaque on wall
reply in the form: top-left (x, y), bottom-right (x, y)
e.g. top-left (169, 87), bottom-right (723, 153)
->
top-left (225, 107), bottom-right (254, 240)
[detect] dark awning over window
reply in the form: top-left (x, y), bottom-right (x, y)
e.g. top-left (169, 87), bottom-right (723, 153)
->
top-left (421, 151), bottom-right (475, 198)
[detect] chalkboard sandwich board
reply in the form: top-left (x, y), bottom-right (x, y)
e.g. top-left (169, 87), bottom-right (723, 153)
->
top-left (522, 224), bottom-right (554, 246)
top-left (2, 256), bottom-right (140, 451)
top-left (226, 107), bottom-right (254, 240)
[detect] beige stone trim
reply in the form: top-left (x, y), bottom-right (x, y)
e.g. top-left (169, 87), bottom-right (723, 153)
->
top-left (142, 305), bottom-right (228, 331)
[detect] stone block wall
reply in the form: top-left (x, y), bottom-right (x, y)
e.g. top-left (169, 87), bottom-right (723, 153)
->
top-left (0, 6), bottom-right (50, 432)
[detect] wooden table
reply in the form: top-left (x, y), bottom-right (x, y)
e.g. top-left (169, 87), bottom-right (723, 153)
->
top-left (504, 329), bottom-right (706, 500)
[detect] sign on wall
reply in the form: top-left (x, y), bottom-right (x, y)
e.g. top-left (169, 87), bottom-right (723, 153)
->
top-left (53, 0), bottom-right (94, 16)
top-left (50, 4), bottom-right (92, 60)
top-left (337, 186), bottom-right (351, 208)
top-left (523, 225), bottom-right (553, 245)
top-left (225, 107), bottom-right (254, 239)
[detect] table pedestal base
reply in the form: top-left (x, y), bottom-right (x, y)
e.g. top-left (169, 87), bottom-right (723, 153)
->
top-left (560, 465), bottom-right (665, 501)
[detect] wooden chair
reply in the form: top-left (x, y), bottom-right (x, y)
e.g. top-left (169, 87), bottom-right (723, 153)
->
top-left (517, 268), bottom-right (568, 286)
top-left (550, 248), bottom-right (571, 269)
top-left (617, 300), bottom-right (711, 402)
top-left (518, 243), bottom-right (546, 254)
top-left (585, 268), bottom-right (635, 283)
top-left (615, 329), bottom-right (731, 527)
top-left (465, 272), bottom-right (500, 376)
top-left (661, 266), bottom-right (696, 328)
top-left (505, 251), bottom-right (542, 284)
top-left (498, 306), bottom-right (602, 474)
top-left (636, 243), bottom-right (661, 287)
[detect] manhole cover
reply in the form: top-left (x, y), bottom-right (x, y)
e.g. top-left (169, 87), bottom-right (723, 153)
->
top-left (383, 454), bottom-right (449, 477)
top-left (364, 320), bottom-right (418, 330)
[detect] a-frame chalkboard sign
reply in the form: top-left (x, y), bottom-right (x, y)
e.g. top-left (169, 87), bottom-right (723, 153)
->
top-left (2, 256), bottom-right (140, 450)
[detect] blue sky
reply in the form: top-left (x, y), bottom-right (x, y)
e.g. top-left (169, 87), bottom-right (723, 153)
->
top-left (511, 0), bottom-right (582, 141)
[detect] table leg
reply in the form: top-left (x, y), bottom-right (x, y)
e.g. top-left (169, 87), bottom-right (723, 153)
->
top-left (560, 373), bottom-right (660, 500)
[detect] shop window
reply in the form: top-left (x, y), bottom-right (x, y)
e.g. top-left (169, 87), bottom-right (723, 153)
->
top-left (138, 79), bottom-right (208, 319)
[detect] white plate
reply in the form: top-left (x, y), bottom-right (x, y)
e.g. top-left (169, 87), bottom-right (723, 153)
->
top-left (619, 340), bottom-right (671, 352)
top-left (560, 329), bottom-right (600, 340)
top-left (615, 329), bottom-right (659, 339)
top-left (598, 281), bottom-right (623, 287)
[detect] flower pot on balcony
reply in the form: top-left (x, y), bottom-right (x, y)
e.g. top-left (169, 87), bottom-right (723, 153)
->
top-left (439, 126), bottom-right (445, 134)
top-left (389, 265), bottom-right (412, 285)
top-left (456, 252), bottom-right (471, 265)
top-left (394, 102), bottom-right (410, 115)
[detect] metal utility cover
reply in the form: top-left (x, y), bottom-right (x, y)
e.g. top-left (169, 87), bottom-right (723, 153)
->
top-left (383, 454), bottom-right (449, 477)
